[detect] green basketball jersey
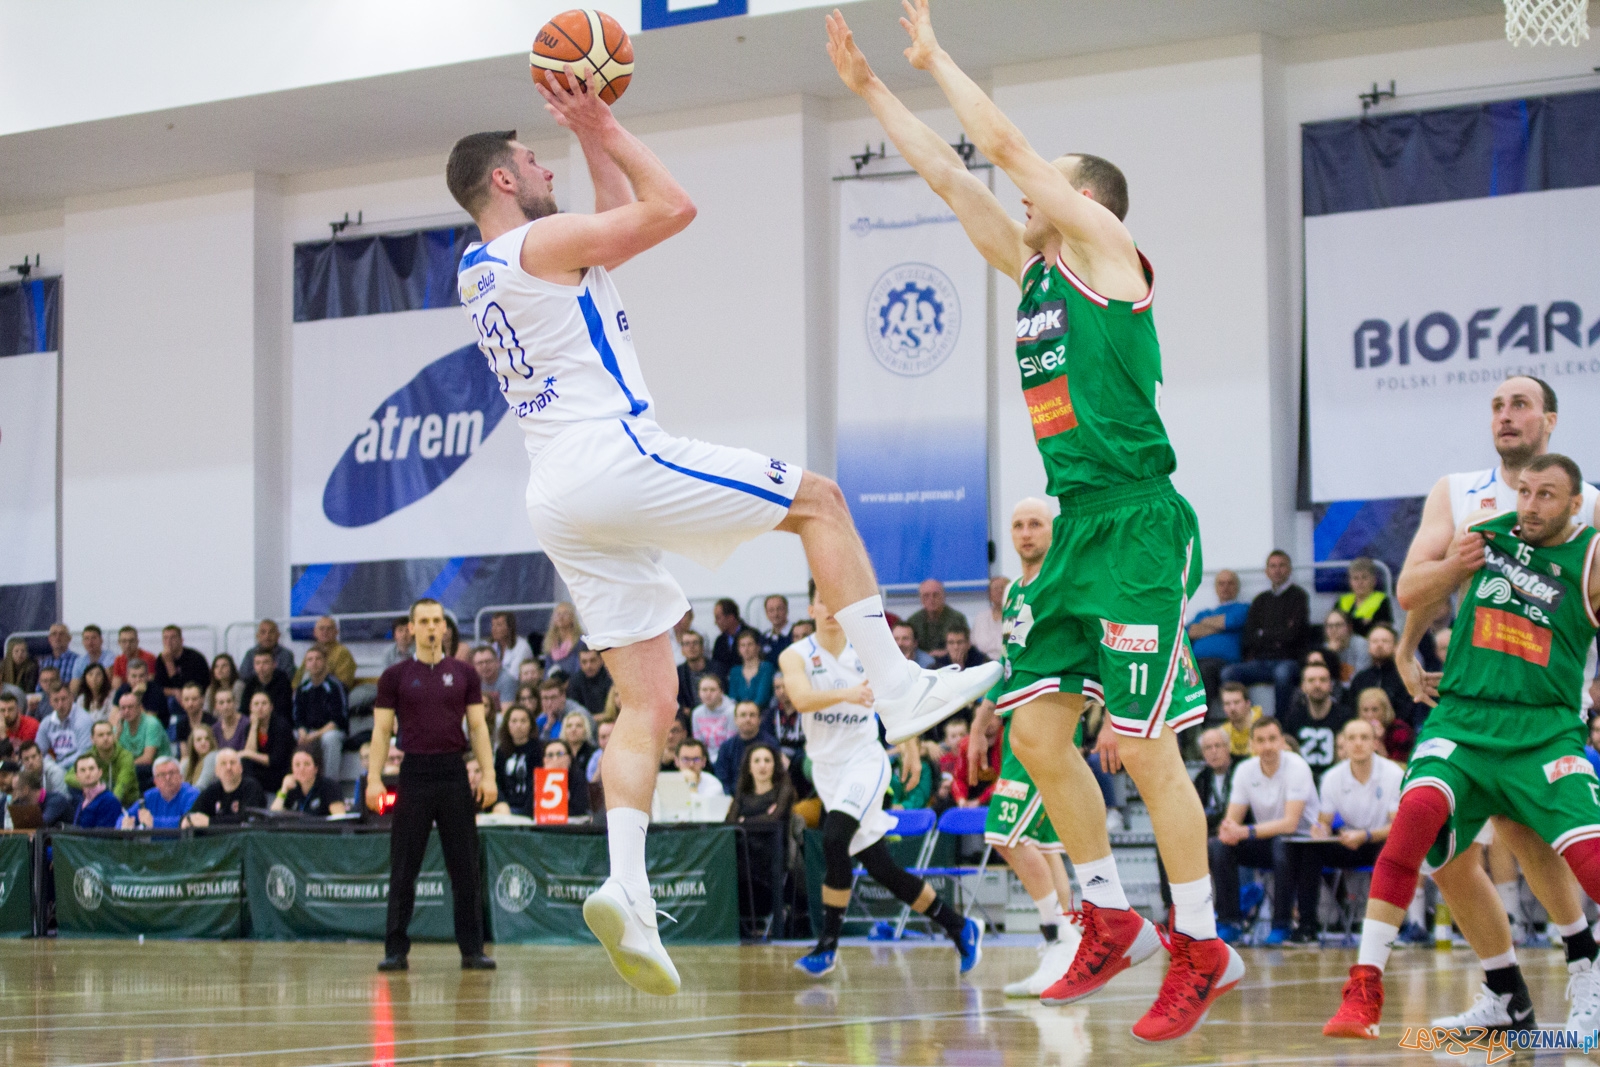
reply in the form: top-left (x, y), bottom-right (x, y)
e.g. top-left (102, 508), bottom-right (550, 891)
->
top-left (986, 576), bottom-right (1033, 714)
top-left (1433, 509), bottom-right (1599, 749)
top-left (1013, 251), bottom-right (1176, 496)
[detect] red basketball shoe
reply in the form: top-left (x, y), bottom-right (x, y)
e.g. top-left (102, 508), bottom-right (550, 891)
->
top-left (1039, 901), bottom-right (1162, 1005)
top-left (1131, 932), bottom-right (1245, 1042)
top-left (1323, 964), bottom-right (1385, 1039)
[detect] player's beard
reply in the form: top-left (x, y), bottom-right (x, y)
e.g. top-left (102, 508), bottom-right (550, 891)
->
top-left (1496, 432), bottom-right (1544, 472)
top-left (513, 178), bottom-right (559, 222)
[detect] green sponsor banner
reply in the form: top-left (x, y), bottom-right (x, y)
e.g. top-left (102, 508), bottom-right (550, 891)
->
top-left (483, 826), bottom-right (738, 945)
top-left (54, 834), bottom-right (244, 939)
top-left (802, 827), bottom-right (957, 937)
top-left (245, 831), bottom-right (456, 941)
top-left (0, 835), bottom-right (33, 938)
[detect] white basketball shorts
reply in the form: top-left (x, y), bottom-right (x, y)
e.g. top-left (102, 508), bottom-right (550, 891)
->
top-left (811, 747), bottom-right (899, 856)
top-left (525, 417), bottom-right (799, 651)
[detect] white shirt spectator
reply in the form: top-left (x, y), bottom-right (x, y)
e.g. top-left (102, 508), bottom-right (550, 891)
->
top-left (499, 637), bottom-right (532, 678)
top-left (1229, 750), bottom-right (1319, 834)
top-left (1317, 756), bottom-right (1402, 833)
top-left (970, 610), bottom-right (1005, 661)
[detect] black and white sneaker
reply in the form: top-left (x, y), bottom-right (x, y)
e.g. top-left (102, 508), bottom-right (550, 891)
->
top-left (1431, 983), bottom-right (1534, 1032)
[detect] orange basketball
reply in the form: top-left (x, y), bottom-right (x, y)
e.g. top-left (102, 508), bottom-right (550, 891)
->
top-left (530, 9), bottom-right (633, 105)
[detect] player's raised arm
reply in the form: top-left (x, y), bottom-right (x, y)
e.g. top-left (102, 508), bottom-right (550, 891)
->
top-left (525, 69), bottom-right (695, 275)
top-left (779, 645), bottom-right (872, 714)
top-left (826, 10), bottom-right (1025, 282)
top-left (897, 1), bottom-right (1137, 278)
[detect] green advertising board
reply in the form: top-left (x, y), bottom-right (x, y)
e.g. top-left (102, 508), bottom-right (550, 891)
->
top-left (483, 826), bottom-right (737, 945)
top-left (0, 835), bottom-right (33, 937)
top-left (244, 831), bottom-right (455, 941)
top-left (54, 833), bottom-right (244, 939)
top-left (801, 827), bottom-right (957, 937)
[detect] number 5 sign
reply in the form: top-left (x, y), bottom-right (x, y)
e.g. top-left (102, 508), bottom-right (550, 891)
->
top-left (534, 768), bottom-right (569, 825)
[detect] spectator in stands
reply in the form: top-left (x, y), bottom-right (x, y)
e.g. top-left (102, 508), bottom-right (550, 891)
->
top-left (1356, 686), bottom-right (1414, 763)
top-left (674, 737), bottom-right (725, 801)
top-left (185, 747), bottom-right (265, 826)
top-left (676, 631), bottom-right (717, 712)
top-left (541, 602), bottom-right (582, 677)
top-left (74, 663), bottom-right (114, 721)
top-left (73, 625), bottom-right (115, 688)
top-left (788, 619), bottom-right (816, 644)
top-left (1219, 683), bottom-right (1259, 758)
top-left (1336, 557), bottom-right (1393, 638)
top-left (19, 740), bottom-right (67, 800)
top-left (544, 739), bottom-right (590, 821)
top-left (112, 657), bottom-right (168, 725)
top-left (493, 705), bottom-right (538, 816)
top-left (906, 579), bottom-right (968, 653)
top-left (153, 625), bottom-right (210, 707)
top-left (71, 752), bottom-right (124, 828)
top-left (204, 653), bottom-right (244, 714)
top-left (1348, 622), bottom-right (1416, 728)
top-left (763, 674), bottom-right (805, 762)
top-left (39, 623), bottom-right (81, 696)
top-left (566, 644), bottom-right (612, 717)
top-left (937, 718), bottom-right (968, 779)
top-left (1193, 727), bottom-right (1237, 833)
top-left (894, 621), bottom-right (935, 668)
top-left (712, 701), bottom-right (777, 794)
top-left (0, 690), bottom-right (38, 744)
top-left (952, 719), bottom-right (1001, 807)
top-left (0, 759), bottom-right (13, 825)
top-left (296, 616), bottom-right (356, 690)
top-left (691, 673), bottom-right (738, 762)
top-left (1319, 610), bottom-right (1370, 684)
top-left (757, 595), bottom-right (791, 664)
top-left (725, 741), bottom-right (794, 825)
top-left (932, 622), bottom-right (989, 670)
top-left (124, 756), bottom-right (200, 829)
top-left (1, 638), bottom-right (38, 695)
top-left (67, 721), bottom-right (139, 807)
top-left (969, 575), bottom-right (1010, 660)
top-left (241, 690), bottom-right (294, 793)
top-left (381, 616), bottom-right (414, 670)
top-left (210, 688), bottom-right (249, 754)
top-left (471, 644), bottom-right (517, 710)
top-left (1188, 570), bottom-right (1248, 711)
top-left (174, 682), bottom-right (215, 762)
top-left (1292, 717), bottom-right (1399, 942)
top-left (488, 611), bottom-right (532, 677)
top-left (890, 740), bottom-right (936, 809)
top-left (36, 666), bottom-right (65, 702)
top-left (589, 720), bottom-right (611, 793)
top-left (659, 720), bottom-right (687, 773)
top-left (183, 723), bottom-right (218, 790)
top-left (1222, 550), bottom-right (1310, 715)
top-left (516, 659), bottom-right (544, 689)
top-left (1210, 716), bottom-right (1318, 945)
top-left (243, 619), bottom-right (295, 679)
top-left (242, 650), bottom-right (293, 725)
top-left (727, 629), bottom-right (776, 709)
top-left (710, 598), bottom-right (745, 677)
top-left (272, 747), bottom-right (347, 816)
top-left (293, 647), bottom-right (348, 779)
top-left (111, 625), bottom-right (157, 686)
top-left (1278, 659), bottom-right (1351, 783)
top-left (36, 683), bottom-right (93, 768)
top-left (560, 712), bottom-right (596, 777)
top-left (535, 679), bottom-right (584, 740)
top-left (115, 689), bottom-right (171, 790)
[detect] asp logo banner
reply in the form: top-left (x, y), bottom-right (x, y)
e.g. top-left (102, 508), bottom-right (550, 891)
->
top-left (1305, 184), bottom-right (1600, 502)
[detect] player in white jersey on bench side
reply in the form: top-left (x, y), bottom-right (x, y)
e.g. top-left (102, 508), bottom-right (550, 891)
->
top-left (447, 69), bottom-right (1000, 996)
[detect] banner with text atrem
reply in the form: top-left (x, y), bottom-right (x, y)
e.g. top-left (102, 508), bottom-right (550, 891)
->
top-left (836, 177), bottom-right (989, 587)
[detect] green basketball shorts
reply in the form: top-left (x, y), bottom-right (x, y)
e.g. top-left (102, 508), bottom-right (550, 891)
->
top-left (996, 477), bottom-right (1208, 739)
top-left (984, 727), bottom-right (1062, 853)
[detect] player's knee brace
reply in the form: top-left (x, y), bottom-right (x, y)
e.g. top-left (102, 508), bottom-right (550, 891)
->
top-left (1559, 836), bottom-right (1600, 902)
top-left (822, 810), bottom-right (859, 890)
top-left (857, 840), bottom-right (926, 906)
top-left (1371, 785), bottom-right (1452, 910)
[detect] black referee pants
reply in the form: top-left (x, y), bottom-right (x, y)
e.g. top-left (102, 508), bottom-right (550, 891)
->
top-left (384, 753), bottom-right (484, 959)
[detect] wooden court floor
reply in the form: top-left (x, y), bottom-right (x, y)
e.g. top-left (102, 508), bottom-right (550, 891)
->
top-left (0, 937), bottom-right (1584, 1066)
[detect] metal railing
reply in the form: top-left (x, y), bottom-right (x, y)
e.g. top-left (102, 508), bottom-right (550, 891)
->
top-left (471, 602), bottom-right (557, 642)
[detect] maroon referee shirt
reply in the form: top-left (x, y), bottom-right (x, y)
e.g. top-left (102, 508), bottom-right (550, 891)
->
top-left (375, 656), bottom-right (482, 754)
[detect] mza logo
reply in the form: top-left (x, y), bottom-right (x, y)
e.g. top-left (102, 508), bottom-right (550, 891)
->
top-left (323, 342), bottom-right (507, 528)
top-left (1100, 620), bottom-right (1159, 654)
top-left (865, 262), bottom-right (962, 377)
top-left (1543, 755), bottom-right (1598, 784)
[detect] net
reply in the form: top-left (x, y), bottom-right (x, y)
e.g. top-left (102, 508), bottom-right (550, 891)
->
top-left (1504, 0), bottom-right (1591, 45)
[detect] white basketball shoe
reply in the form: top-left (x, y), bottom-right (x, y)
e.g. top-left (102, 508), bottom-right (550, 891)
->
top-left (583, 878), bottom-right (681, 996)
top-left (1005, 931), bottom-right (1080, 998)
top-left (877, 662), bottom-right (1004, 744)
top-left (1565, 957), bottom-right (1600, 1037)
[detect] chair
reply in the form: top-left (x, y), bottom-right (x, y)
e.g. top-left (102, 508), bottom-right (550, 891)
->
top-left (901, 806), bottom-right (1000, 935)
top-left (845, 808), bottom-right (938, 933)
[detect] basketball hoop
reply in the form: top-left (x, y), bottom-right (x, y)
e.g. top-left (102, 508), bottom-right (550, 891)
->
top-left (1504, 0), bottom-right (1591, 45)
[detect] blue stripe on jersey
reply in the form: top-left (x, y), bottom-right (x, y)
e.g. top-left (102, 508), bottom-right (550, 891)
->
top-left (617, 420), bottom-right (792, 509)
top-left (459, 245), bottom-right (507, 269)
top-left (578, 290), bottom-right (648, 417)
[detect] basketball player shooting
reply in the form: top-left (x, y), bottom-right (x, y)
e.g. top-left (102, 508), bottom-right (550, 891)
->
top-left (448, 63), bottom-right (999, 996)
top-left (828, 2), bottom-right (1239, 1040)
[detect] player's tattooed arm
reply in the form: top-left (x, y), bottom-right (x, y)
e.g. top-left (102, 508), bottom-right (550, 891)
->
top-left (825, 10), bottom-right (1025, 282)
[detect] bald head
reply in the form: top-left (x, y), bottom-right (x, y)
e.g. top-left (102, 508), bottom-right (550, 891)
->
top-left (1010, 497), bottom-right (1054, 570)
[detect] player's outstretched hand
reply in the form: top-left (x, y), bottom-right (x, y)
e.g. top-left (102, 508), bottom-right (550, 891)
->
top-left (825, 10), bottom-right (877, 95)
top-left (536, 66), bottom-right (613, 135)
top-left (1396, 654), bottom-right (1441, 706)
top-left (1095, 726), bottom-right (1121, 775)
top-left (898, 0), bottom-right (943, 71)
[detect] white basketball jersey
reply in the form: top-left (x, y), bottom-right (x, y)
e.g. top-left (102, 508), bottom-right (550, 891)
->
top-left (457, 220), bottom-right (656, 462)
top-left (1448, 465), bottom-right (1598, 529)
top-left (795, 635), bottom-right (881, 764)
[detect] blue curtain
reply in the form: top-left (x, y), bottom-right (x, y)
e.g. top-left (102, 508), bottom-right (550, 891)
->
top-left (294, 226), bottom-right (478, 322)
top-left (0, 276), bottom-right (61, 357)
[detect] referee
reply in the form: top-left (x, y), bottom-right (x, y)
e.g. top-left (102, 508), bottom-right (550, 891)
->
top-left (369, 598), bottom-right (499, 971)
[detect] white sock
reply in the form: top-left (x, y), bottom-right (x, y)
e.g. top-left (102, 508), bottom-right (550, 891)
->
top-left (1074, 855), bottom-right (1130, 911)
top-left (606, 807), bottom-right (652, 901)
top-left (1035, 890), bottom-right (1060, 927)
top-left (833, 595), bottom-right (916, 700)
top-left (1557, 916), bottom-right (1590, 937)
top-left (1169, 876), bottom-right (1219, 941)
top-left (1478, 948), bottom-right (1517, 972)
top-left (1406, 886), bottom-right (1426, 927)
top-left (1358, 919), bottom-right (1400, 973)
top-left (1495, 880), bottom-right (1525, 923)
